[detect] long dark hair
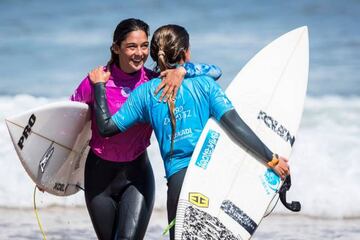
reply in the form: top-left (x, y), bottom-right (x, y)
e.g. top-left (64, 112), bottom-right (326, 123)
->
top-left (150, 24), bottom-right (190, 157)
top-left (106, 18), bottom-right (149, 70)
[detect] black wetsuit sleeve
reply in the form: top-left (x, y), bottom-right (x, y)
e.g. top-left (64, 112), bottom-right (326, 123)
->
top-left (93, 82), bottom-right (122, 137)
top-left (220, 109), bottom-right (273, 164)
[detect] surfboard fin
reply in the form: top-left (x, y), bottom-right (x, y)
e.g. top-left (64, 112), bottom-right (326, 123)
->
top-left (279, 175), bottom-right (301, 212)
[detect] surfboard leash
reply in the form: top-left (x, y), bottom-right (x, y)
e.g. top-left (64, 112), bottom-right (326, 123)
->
top-left (163, 218), bottom-right (175, 236)
top-left (279, 175), bottom-right (301, 212)
top-left (33, 186), bottom-right (47, 240)
top-left (263, 194), bottom-right (280, 218)
top-left (264, 175), bottom-right (301, 217)
top-left (67, 183), bottom-right (85, 191)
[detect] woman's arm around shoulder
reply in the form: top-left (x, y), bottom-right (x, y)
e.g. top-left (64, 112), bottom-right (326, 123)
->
top-left (89, 67), bottom-right (121, 137)
top-left (154, 62), bottom-right (223, 102)
top-left (182, 62), bottom-right (222, 80)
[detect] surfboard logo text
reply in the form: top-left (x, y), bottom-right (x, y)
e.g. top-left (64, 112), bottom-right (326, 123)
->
top-left (75, 142), bottom-right (89, 170)
top-left (39, 143), bottom-right (54, 173)
top-left (221, 200), bottom-right (258, 235)
top-left (183, 206), bottom-right (238, 238)
top-left (53, 182), bottom-right (66, 192)
top-left (257, 110), bottom-right (295, 146)
top-left (17, 114), bottom-right (36, 150)
top-left (188, 192), bottom-right (209, 208)
top-left (195, 130), bottom-right (220, 170)
top-left (260, 169), bottom-right (281, 194)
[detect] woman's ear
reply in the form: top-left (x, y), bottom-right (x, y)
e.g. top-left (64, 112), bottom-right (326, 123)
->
top-left (112, 43), bottom-right (121, 54)
top-left (184, 48), bottom-right (191, 62)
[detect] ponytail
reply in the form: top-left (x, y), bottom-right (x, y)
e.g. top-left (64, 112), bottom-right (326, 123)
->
top-left (150, 24), bottom-right (190, 157)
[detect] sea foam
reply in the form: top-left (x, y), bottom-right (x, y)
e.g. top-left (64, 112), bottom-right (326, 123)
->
top-left (0, 95), bottom-right (359, 218)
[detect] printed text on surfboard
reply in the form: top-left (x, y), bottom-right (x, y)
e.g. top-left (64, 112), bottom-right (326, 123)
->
top-left (195, 130), bottom-right (220, 169)
top-left (257, 110), bottom-right (295, 146)
top-left (17, 114), bottom-right (36, 150)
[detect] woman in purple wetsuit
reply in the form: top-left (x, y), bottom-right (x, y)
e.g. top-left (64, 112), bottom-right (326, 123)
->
top-left (71, 18), bottom-right (223, 240)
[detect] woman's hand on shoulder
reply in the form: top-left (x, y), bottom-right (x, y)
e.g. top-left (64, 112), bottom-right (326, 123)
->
top-left (272, 156), bottom-right (290, 180)
top-left (88, 66), bottom-right (110, 85)
top-left (155, 67), bottom-right (186, 102)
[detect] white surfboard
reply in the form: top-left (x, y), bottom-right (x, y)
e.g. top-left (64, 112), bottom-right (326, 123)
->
top-left (5, 101), bottom-right (91, 196)
top-left (175, 26), bottom-right (309, 239)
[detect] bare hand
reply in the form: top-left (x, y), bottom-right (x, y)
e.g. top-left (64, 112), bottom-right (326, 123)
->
top-left (154, 67), bottom-right (186, 102)
top-left (272, 156), bottom-right (290, 180)
top-left (89, 66), bottom-right (110, 84)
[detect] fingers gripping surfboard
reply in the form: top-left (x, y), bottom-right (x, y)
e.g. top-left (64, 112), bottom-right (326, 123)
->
top-left (175, 27), bottom-right (309, 239)
top-left (5, 101), bottom-right (91, 196)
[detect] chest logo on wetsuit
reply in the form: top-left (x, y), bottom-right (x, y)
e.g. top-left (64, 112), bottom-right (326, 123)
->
top-left (257, 110), bottom-right (295, 146)
top-left (17, 113), bottom-right (36, 150)
top-left (189, 192), bottom-right (209, 208)
top-left (121, 87), bottom-right (131, 97)
top-left (195, 129), bottom-right (220, 170)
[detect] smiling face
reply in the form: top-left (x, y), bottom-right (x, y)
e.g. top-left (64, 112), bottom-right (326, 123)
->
top-left (113, 30), bottom-right (149, 74)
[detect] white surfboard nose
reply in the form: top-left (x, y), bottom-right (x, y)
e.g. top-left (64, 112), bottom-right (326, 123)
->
top-left (5, 101), bottom-right (91, 196)
top-left (291, 26), bottom-right (308, 35)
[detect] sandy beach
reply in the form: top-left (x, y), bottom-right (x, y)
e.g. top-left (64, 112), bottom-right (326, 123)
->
top-left (1, 207), bottom-right (359, 240)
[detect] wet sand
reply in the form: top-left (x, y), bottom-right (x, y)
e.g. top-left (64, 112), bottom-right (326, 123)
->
top-left (0, 207), bottom-right (359, 239)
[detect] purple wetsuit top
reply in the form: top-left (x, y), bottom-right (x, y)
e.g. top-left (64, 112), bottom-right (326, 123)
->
top-left (71, 64), bottom-right (156, 162)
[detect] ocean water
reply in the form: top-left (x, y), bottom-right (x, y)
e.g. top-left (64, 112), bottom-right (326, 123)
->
top-left (1, 0), bottom-right (360, 239)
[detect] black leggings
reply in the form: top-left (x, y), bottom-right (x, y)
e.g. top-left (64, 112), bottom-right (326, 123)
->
top-left (84, 150), bottom-right (155, 240)
top-left (167, 168), bottom-right (187, 240)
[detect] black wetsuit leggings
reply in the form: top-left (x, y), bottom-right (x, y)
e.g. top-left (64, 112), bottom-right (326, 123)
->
top-left (84, 150), bottom-right (155, 240)
top-left (167, 168), bottom-right (187, 240)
